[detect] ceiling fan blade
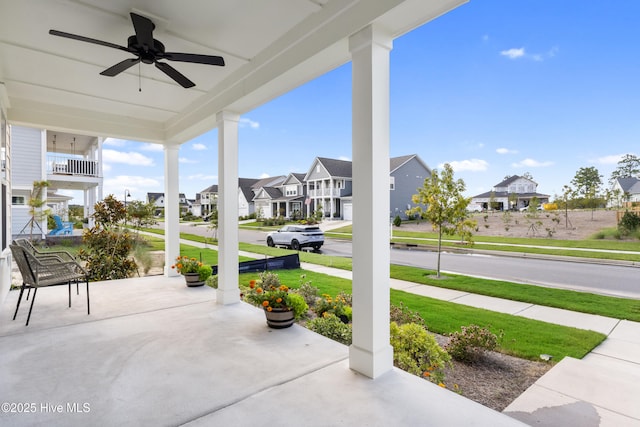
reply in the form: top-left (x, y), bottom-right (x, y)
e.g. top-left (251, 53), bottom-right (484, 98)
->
top-left (161, 52), bottom-right (225, 66)
top-left (130, 12), bottom-right (155, 50)
top-left (155, 62), bottom-right (195, 88)
top-left (49, 29), bottom-right (130, 53)
top-left (100, 58), bottom-right (140, 76)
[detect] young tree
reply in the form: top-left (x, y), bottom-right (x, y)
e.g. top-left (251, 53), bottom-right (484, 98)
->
top-left (78, 195), bottom-right (137, 280)
top-left (609, 154), bottom-right (640, 186)
top-left (19, 180), bottom-right (50, 240)
top-left (126, 200), bottom-right (158, 230)
top-left (571, 166), bottom-right (603, 220)
top-left (407, 163), bottom-right (470, 278)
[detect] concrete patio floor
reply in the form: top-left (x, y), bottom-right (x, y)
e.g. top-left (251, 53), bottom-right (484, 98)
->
top-left (0, 276), bottom-right (523, 427)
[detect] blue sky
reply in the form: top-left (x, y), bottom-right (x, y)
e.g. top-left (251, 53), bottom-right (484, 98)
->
top-left (92, 0), bottom-right (639, 205)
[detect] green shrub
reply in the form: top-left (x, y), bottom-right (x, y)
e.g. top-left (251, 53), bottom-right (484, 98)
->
top-left (393, 215), bottom-right (402, 227)
top-left (295, 276), bottom-right (320, 307)
top-left (307, 313), bottom-right (352, 345)
top-left (390, 322), bottom-right (450, 385)
top-left (78, 195), bottom-right (137, 281)
top-left (197, 265), bottom-right (213, 281)
top-left (390, 302), bottom-right (427, 328)
top-left (618, 211), bottom-right (640, 237)
top-left (206, 275), bottom-right (218, 289)
top-left (445, 324), bottom-right (502, 363)
top-left (285, 293), bottom-right (309, 320)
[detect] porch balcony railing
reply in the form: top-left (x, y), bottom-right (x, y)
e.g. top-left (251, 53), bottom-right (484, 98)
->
top-left (308, 188), bottom-right (344, 197)
top-left (47, 155), bottom-right (98, 177)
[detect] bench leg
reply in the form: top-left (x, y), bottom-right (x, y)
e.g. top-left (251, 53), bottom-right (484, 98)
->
top-left (12, 284), bottom-right (26, 320)
top-left (86, 279), bottom-right (90, 315)
top-left (25, 288), bottom-right (37, 326)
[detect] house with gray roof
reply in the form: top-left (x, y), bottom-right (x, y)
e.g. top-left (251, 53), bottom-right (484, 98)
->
top-left (252, 173), bottom-right (308, 219)
top-left (304, 154), bottom-right (431, 220)
top-left (612, 177), bottom-right (640, 204)
top-left (470, 175), bottom-right (550, 211)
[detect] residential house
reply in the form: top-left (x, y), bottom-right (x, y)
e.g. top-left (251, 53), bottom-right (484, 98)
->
top-left (251, 173), bottom-right (308, 219)
top-left (470, 175), bottom-right (550, 211)
top-left (305, 155), bottom-right (431, 220)
top-left (305, 157), bottom-right (353, 219)
top-left (612, 177), bottom-right (640, 205)
top-left (238, 176), bottom-right (285, 218)
top-left (198, 184), bottom-right (218, 218)
top-left (10, 126), bottom-right (103, 239)
top-left (147, 192), bottom-right (191, 216)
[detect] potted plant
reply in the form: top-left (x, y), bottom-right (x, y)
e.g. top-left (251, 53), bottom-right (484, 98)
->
top-left (171, 255), bottom-right (212, 287)
top-left (244, 271), bottom-right (308, 328)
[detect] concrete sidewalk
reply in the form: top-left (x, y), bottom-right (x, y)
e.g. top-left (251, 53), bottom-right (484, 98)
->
top-left (301, 262), bottom-right (640, 426)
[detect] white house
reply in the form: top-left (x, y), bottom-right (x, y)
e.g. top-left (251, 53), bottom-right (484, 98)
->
top-left (11, 126), bottom-right (103, 239)
top-left (470, 175), bottom-right (550, 211)
top-left (612, 177), bottom-right (640, 204)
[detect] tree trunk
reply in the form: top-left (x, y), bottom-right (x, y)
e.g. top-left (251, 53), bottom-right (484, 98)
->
top-left (436, 225), bottom-right (443, 278)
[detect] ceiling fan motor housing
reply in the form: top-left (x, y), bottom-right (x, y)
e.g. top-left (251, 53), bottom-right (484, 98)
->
top-left (127, 35), bottom-right (165, 64)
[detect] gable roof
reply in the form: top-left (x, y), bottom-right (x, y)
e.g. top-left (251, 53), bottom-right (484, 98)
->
top-left (390, 154), bottom-right (431, 175)
top-left (616, 177), bottom-right (640, 193)
top-left (253, 187), bottom-right (283, 201)
top-left (317, 157), bottom-right (353, 178)
top-left (238, 178), bottom-right (261, 202)
top-left (307, 154), bottom-right (429, 180)
top-left (494, 175), bottom-right (538, 187)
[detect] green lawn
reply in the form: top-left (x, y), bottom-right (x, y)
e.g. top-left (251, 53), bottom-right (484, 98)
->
top-left (139, 229), bottom-right (640, 322)
top-left (239, 268), bottom-right (606, 361)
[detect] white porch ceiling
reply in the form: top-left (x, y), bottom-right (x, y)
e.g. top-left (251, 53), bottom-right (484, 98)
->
top-left (0, 0), bottom-right (466, 144)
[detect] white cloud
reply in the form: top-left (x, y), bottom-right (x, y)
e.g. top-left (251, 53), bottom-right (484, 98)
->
top-left (511, 158), bottom-right (554, 168)
top-left (500, 47), bottom-right (525, 59)
top-left (338, 156), bottom-right (351, 161)
top-left (442, 159), bottom-right (489, 172)
top-left (239, 118), bottom-right (260, 129)
top-left (259, 173), bottom-right (270, 178)
top-left (140, 143), bottom-right (163, 152)
top-left (482, 34), bottom-right (489, 42)
top-left (103, 138), bottom-right (127, 147)
top-left (591, 154), bottom-right (627, 165)
top-left (496, 147), bottom-right (518, 155)
top-left (192, 143), bottom-right (207, 151)
top-left (500, 46), bottom-right (558, 62)
top-left (103, 175), bottom-right (162, 201)
top-left (179, 157), bottom-right (198, 164)
top-left (103, 149), bottom-right (154, 166)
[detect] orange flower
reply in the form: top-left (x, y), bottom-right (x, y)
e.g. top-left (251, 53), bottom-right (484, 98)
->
top-left (266, 306), bottom-right (273, 312)
top-left (262, 301), bottom-right (269, 307)
top-left (256, 288), bottom-right (263, 294)
top-left (423, 372), bottom-right (431, 378)
top-left (276, 298), bottom-right (282, 303)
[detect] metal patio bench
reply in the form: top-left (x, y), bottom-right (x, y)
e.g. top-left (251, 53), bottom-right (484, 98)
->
top-left (10, 244), bottom-right (90, 326)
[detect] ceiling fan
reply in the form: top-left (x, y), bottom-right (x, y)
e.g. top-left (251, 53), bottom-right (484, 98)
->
top-left (49, 12), bottom-right (225, 88)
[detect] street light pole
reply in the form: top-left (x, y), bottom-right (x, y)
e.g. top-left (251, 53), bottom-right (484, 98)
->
top-left (124, 189), bottom-right (131, 227)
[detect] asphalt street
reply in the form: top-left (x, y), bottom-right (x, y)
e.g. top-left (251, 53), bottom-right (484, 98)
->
top-left (174, 223), bottom-right (640, 299)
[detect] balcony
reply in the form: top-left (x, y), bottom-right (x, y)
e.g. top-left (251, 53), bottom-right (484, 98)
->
top-left (308, 188), bottom-right (345, 198)
top-left (47, 155), bottom-right (98, 177)
top-left (0, 275), bottom-right (518, 426)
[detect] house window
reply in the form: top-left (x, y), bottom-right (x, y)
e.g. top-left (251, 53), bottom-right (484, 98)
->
top-left (285, 185), bottom-right (297, 196)
top-left (316, 165), bottom-right (320, 173)
top-left (390, 176), bottom-right (395, 190)
top-left (12, 196), bottom-right (25, 205)
top-left (336, 180), bottom-right (344, 189)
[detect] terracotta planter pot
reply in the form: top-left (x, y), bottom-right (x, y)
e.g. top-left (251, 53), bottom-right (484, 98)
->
top-left (183, 273), bottom-right (205, 287)
top-left (264, 308), bottom-right (295, 329)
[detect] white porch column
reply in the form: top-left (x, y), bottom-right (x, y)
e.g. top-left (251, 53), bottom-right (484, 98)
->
top-left (217, 111), bottom-right (241, 305)
top-left (97, 137), bottom-right (103, 201)
top-left (164, 143), bottom-right (180, 277)
top-left (349, 24), bottom-right (394, 379)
